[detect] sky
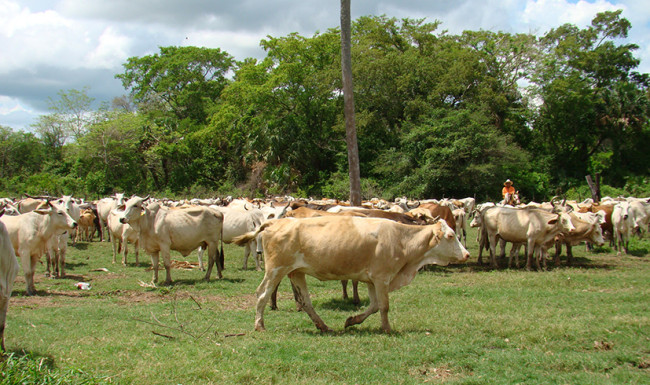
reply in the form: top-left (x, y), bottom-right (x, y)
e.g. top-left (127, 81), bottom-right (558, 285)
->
top-left (1, 0), bottom-right (649, 131)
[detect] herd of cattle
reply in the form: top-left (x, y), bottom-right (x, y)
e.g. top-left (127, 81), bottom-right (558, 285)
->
top-left (0, 193), bottom-right (649, 345)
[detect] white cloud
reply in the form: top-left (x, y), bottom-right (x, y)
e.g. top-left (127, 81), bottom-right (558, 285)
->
top-left (85, 26), bottom-right (131, 69)
top-left (0, 0), bottom-right (648, 130)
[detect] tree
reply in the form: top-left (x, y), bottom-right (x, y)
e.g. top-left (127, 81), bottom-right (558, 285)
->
top-left (116, 46), bottom-right (234, 125)
top-left (340, 0), bottom-right (361, 206)
top-left (47, 87), bottom-right (96, 141)
top-left (530, 10), bottom-right (650, 186)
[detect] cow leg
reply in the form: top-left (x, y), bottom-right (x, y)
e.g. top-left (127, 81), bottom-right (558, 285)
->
top-left (525, 240), bottom-right (535, 271)
top-left (197, 246), bottom-right (205, 271)
top-left (242, 243), bottom-right (251, 270)
top-left (289, 272), bottom-right (332, 333)
top-left (122, 239), bottom-right (129, 266)
top-left (255, 268), bottom-right (290, 331)
top-left (58, 243), bottom-right (67, 278)
top-left (374, 282), bottom-right (391, 333)
top-left (554, 240), bottom-right (562, 266)
top-left (508, 243), bottom-right (521, 268)
top-left (203, 243), bottom-right (223, 280)
top-left (566, 243), bottom-right (574, 266)
top-left (23, 252), bottom-right (38, 296)
top-left (499, 239), bottom-right (507, 260)
top-left (134, 239), bottom-right (140, 267)
top-left (352, 280), bottom-right (360, 305)
top-left (255, 251), bottom-right (262, 271)
top-left (345, 282), bottom-right (379, 330)
top-left (488, 234), bottom-right (499, 268)
top-left (270, 285), bottom-right (278, 310)
top-left (0, 294), bottom-right (7, 352)
top-left (150, 251), bottom-right (160, 283)
top-left (161, 249), bottom-right (173, 285)
top-left (111, 238), bottom-right (119, 264)
top-left (341, 280), bottom-right (349, 300)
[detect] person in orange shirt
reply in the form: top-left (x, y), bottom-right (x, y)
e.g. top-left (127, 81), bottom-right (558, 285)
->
top-left (502, 179), bottom-right (515, 198)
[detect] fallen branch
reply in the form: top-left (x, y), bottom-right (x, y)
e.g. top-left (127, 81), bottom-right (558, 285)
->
top-left (152, 331), bottom-right (174, 339)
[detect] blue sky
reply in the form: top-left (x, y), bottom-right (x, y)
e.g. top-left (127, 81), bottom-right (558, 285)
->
top-left (1, 0), bottom-right (648, 130)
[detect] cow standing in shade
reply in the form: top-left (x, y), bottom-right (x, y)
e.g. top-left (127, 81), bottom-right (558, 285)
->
top-left (234, 216), bottom-right (469, 333)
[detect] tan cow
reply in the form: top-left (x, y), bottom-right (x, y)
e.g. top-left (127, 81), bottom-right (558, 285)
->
top-left (0, 209), bottom-right (20, 352)
top-left (76, 208), bottom-right (96, 242)
top-left (234, 216), bottom-right (469, 333)
top-left (116, 196), bottom-right (224, 285)
top-left (0, 201), bottom-right (77, 295)
top-left (107, 209), bottom-right (140, 266)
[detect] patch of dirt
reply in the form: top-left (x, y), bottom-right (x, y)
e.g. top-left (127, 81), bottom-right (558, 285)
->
top-left (409, 364), bottom-right (465, 383)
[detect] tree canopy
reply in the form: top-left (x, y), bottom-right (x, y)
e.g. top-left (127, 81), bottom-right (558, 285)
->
top-left (2, 11), bottom-right (648, 201)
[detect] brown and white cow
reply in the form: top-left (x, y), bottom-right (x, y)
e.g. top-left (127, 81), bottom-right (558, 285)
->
top-left (116, 196), bottom-right (224, 285)
top-left (234, 216), bottom-right (469, 333)
top-left (0, 209), bottom-right (19, 352)
top-left (0, 201), bottom-right (77, 295)
top-left (552, 211), bottom-right (606, 265)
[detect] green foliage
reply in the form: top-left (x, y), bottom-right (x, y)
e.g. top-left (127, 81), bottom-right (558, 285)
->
top-left (2, 11), bottom-right (648, 200)
top-left (1, 353), bottom-right (108, 385)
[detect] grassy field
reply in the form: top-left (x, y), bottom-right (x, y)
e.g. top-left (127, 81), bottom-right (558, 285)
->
top-left (2, 226), bottom-right (649, 384)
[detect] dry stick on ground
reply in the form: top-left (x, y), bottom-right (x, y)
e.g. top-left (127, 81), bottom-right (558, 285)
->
top-left (132, 295), bottom-right (218, 340)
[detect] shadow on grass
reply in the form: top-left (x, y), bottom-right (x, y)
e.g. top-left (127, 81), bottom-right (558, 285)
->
top-left (70, 242), bottom-right (89, 250)
top-left (319, 297), bottom-right (368, 311)
top-left (3, 349), bottom-right (58, 369)
top-left (171, 277), bottom-right (245, 286)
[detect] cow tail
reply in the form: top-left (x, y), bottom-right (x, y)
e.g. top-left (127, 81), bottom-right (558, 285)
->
top-left (232, 220), bottom-right (274, 246)
top-left (219, 226), bottom-right (225, 271)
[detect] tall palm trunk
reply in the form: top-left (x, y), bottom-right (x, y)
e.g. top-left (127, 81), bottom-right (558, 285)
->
top-left (340, 0), bottom-right (361, 206)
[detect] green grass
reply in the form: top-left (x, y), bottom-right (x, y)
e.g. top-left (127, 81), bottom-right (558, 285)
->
top-left (3, 227), bottom-right (650, 384)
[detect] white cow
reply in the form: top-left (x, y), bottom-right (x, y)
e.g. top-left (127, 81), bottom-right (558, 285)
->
top-left (46, 196), bottom-right (81, 277)
top-left (481, 206), bottom-right (575, 270)
top-left (96, 193), bottom-right (126, 242)
top-left (612, 202), bottom-right (634, 255)
top-left (0, 209), bottom-right (19, 352)
top-left (116, 196), bottom-right (224, 285)
top-left (197, 206), bottom-right (265, 271)
top-left (0, 201), bottom-right (77, 295)
top-left (107, 209), bottom-right (140, 266)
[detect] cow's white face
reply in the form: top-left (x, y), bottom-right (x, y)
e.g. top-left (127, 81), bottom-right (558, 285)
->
top-left (424, 220), bottom-right (470, 266)
top-left (557, 212), bottom-right (576, 233)
top-left (39, 202), bottom-right (77, 230)
top-left (118, 196), bottom-right (148, 224)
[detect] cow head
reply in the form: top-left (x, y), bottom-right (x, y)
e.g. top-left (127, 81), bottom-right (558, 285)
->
top-left (118, 195), bottom-right (150, 224)
top-left (548, 212), bottom-right (575, 234)
top-left (423, 219), bottom-right (470, 266)
top-left (37, 201), bottom-right (78, 230)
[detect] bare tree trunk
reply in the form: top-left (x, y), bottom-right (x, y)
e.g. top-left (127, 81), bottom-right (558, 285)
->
top-left (340, 0), bottom-right (361, 207)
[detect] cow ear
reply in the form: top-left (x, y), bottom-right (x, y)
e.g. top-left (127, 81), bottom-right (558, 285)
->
top-left (34, 208), bottom-right (52, 215)
top-left (547, 218), bottom-right (558, 225)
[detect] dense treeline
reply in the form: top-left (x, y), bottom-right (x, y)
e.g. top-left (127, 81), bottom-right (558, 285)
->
top-left (1, 12), bottom-right (649, 202)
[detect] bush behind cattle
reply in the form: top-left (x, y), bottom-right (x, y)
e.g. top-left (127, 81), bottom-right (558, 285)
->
top-left (3, 226), bottom-right (650, 384)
